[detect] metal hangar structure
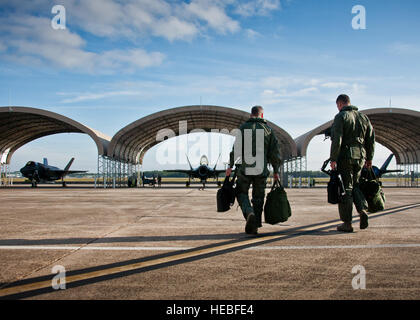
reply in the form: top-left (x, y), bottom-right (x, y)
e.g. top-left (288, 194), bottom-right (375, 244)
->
top-left (102, 105), bottom-right (298, 187)
top-left (0, 106), bottom-right (110, 187)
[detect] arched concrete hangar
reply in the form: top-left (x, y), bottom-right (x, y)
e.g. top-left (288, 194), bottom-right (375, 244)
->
top-left (108, 105), bottom-right (298, 165)
top-left (295, 108), bottom-right (420, 165)
top-left (0, 106), bottom-right (111, 164)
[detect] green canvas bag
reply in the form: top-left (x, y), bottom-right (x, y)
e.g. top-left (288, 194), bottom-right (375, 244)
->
top-left (264, 180), bottom-right (292, 225)
top-left (359, 168), bottom-right (385, 213)
top-left (368, 188), bottom-right (386, 213)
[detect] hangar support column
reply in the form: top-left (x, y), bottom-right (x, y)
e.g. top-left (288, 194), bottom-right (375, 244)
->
top-left (283, 156), bottom-right (307, 188)
top-left (96, 155), bottom-right (137, 188)
top-left (0, 161), bottom-right (10, 187)
top-left (96, 155), bottom-right (112, 188)
top-left (0, 151), bottom-right (11, 187)
top-left (397, 163), bottom-right (419, 187)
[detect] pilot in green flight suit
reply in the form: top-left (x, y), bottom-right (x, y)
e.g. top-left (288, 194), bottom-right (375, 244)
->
top-left (330, 94), bottom-right (375, 232)
top-left (226, 106), bottom-right (282, 235)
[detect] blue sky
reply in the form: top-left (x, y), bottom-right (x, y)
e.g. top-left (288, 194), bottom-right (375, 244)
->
top-left (1, 0), bottom-right (419, 172)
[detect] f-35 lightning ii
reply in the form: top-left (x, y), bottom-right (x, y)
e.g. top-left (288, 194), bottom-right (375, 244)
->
top-left (20, 158), bottom-right (86, 187)
top-left (164, 154), bottom-right (225, 189)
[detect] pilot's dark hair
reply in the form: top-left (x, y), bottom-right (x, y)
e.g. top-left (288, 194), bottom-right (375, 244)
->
top-left (251, 105), bottom-right (263, 116)
top-left (336, 94), bottom-right (350, 104)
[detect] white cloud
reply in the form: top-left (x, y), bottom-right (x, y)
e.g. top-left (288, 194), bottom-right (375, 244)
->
top-left (234, 0), bottom-right (281, 17)
top-left (97, 49), bottom-right (165, 70)
top-left (261, 77), bottom-right (370, 101)
top-left (60, 90), bottom-right (143, 103)
top-left (260, 86), bottom-right (320, 106)
top-left (0, 15), bottom-right (165, 73)
top-left (60, 0), bottom-right (241, 40)
top-left (152, 16), bottom-right (198, 41)
top-left (321, 82), bottom-right (349, 88)
top-left (262, 76), bottom-right (323, 88)
top-left (0, 0), bottom-right (260, 72)
top-left (65, 0), bottom-right (129, 38)
top-left (0, 0), bottom-right (293, 73)
top-left (246, 28), bottom-right (261, 39)
top-left (350, 83), bottom-right (367, 95)
top-left (64, 0), bottom-right (200, 41)
top-left (183, 0), bottom-right (240, 34)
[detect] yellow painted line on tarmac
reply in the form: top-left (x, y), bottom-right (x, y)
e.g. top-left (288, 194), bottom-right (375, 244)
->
top-left (1, 203), bottom-right (419, 298)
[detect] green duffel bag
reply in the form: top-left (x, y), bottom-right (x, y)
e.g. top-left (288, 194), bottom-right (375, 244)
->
top-left (359, 168), bottom-right (385, 213)
top-left (368, 187), bottom-right (386, 213)
top-left (264, 180), bottom-right (292, 225)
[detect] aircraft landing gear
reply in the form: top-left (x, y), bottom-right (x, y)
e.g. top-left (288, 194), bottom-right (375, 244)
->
top-left (32, 171), bottom-right (39, 188)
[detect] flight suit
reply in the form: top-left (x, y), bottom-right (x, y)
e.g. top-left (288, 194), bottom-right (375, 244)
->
top-left (229, 118), bottom-right (282, 227)
top-left (330, 106), bottom-right (375, 223)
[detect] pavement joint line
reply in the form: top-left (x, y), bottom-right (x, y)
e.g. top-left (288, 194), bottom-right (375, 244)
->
top-left (0, 202), bottom-right (419, 299)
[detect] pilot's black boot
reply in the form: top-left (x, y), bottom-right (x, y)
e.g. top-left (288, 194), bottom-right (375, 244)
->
top-left (245, 212), bottom-right (258, 235)
top-left (337, 222), bottom-right (353, 233)
top-left (251, 198), bottom-right (264, 228)
top-left (359, 211), bottom-right (369, 230)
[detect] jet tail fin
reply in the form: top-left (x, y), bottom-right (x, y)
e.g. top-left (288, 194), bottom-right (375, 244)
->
top-left (185, 154), bottom-right (193, 170)
top-left (380, 154), bottom-right (394, 172)
top-left (43, 158), bottom-right (48, 166)
top-left (213, 153), bottom-right (221, 170)
top-left (64, 158), bottom-right (75, 172)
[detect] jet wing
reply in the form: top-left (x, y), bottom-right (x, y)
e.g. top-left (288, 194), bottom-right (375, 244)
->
top-left (215, 169), bottom-right (229, 175)
top-left (381, 169), bottom-right (403, 174)
top-left (163, 170), bottom-right (193, 175)
top-left (55, 170), bottom-right (87, 175)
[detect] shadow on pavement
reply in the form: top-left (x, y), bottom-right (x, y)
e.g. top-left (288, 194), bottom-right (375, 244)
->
top-left (1, 202), bottom-right (419, 299)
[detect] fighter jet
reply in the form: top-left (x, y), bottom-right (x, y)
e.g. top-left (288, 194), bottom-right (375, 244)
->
top-left (164, 154), bottom-right (225, 189)
top-left (362, 154), bottom-right (403, 179)
top-left (20, 158), bottom-right (86, 187)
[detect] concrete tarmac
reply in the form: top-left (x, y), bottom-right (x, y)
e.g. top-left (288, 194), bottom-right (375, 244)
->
top-left (0, 186), bottom-right (419, 300)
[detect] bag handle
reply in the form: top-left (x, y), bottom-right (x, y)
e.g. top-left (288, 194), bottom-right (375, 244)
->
top-left (223, 167), bottom-right (237, 187)
top-left (368, 167), bottom-right (379, 183)
top-left (321, 158), bottom-right (331, 176)
top-left (271, 177), bottom-right (283, 191)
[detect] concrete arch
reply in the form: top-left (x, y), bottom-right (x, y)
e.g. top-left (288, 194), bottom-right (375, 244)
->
top-left (0, 106), bottom-right (111, 164)
top-left (108, 105), bottom-right (297, 164)
top-left (295, 108), bottom-right (420, 165)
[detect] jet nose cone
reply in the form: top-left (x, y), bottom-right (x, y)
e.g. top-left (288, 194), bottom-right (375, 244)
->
top-left (20, 166), bottom-right (30, 176)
